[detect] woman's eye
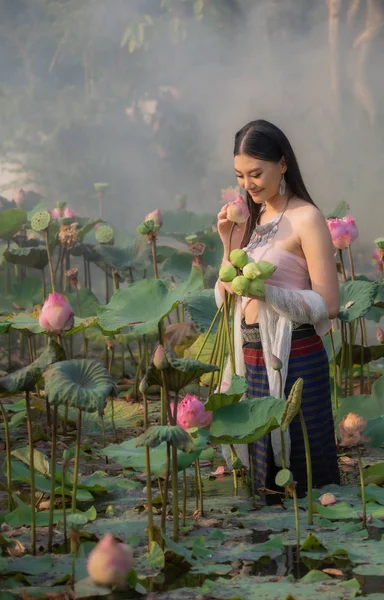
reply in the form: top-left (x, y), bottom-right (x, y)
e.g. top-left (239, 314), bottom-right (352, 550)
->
top-left (236, 174), bottom-right (244, 179)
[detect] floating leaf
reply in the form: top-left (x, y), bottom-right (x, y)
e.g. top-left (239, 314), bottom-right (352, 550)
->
top-left (44, 359), bottom-right (116, 413)
top-left (135, 425), bottom-right (195, 452)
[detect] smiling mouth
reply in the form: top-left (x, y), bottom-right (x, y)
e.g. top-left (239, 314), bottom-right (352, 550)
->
top-left (250, 189), bottom-right (263, 195)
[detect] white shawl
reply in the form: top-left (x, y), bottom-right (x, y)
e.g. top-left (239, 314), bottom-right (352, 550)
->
top-left (214, 281), bottom-right (331, 469)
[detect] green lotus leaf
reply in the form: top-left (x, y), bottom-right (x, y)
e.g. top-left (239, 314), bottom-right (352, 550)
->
top-left (135, 425), bottom-right (195, 452)
top-left (8, 312), bottom-right (44, 334)
top-left (161, 252), bottom-right (193, 280)
top-left (137, 219), bottom-right (158, 235)
top-left (183, 289), bottom-right (219, 333)
top-left (31, 210), bottom-right (51, 232)
top-left (142, 355), bottom-right (218, 393)
top-left (374, 237), bottom-right (384, 249)
top-left (97, 267), bottom-right (203, 335)
top-left (44, 359), bottom-right (116, 413)
top-left (96, 239), bottom-right (149, 273)
top-left (338, 280), bottom-right (379, 322)
top-left (209, 396), bottom-right (285, 444)
top-left (0, 209), bottom-right (27, 240)
top-left (3, 247), bottom-right (49, 270)
top-left (0, 339), bottom-right (64, 396)
top-left (11, 276), bottom-right (44, 309)
top-left (205, 374), bottom-right (247, 411)
top-left (161, 209), bottom-right (216, 238)
top-left (66, 288), bottom-right (100, 318)
top-left (281, 377), bottom-right (303, 433)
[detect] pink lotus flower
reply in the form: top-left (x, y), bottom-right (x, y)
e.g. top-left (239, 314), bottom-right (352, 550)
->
top-left (172, 394), bottom-right (212, 430)
top-left (145, 209), bottom-right (162, 227)
top-left (326, 215), bottom-right (358, 249)
top-left (39, 292), bottom-right (74, 333)
top-left (377, 328), bottom-right (384, 344)
top-left (63, 206), bottom-right (77, 218)
top-left (373, 248), bottom-right (384, 273)
top-left (319, 493), bottom-right (337, 506)
top-left (339, 412), bottom-right (370, 447)
top-left (50, 208), bottom-right (62, 220)
top-left (220, 186), bottom-right (239, 204)
top-left (226, 195), bottom-right (250, 224)
top-left (87, 533), bottom-right (133, 588)
top-left (14, 189), bottom-right (26, 206)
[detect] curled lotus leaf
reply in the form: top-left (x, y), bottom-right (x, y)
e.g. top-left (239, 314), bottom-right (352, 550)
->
top-left (95, 224), bottom-right (114, 245)
top-left (281, 378), bottom-right (303, 433)
top-left (135, 425), bottom-right (195, 452)
top-left (31, 211), bottom-right (51, 232)
top-left (137, 219), bottom-right (158, 236)
top-left (0, 339), bottom-right (64, 396)
top-left (374, 237), bottom-right (384, 249)
top-left (44, 359), bottom-right (116, 413)
top-left (142, 354), bottom-right (219, 393)
top-left (94, 182), bottom-right (109, 193)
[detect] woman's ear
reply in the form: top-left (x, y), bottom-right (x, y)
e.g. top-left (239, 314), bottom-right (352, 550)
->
top-left (280, 157), bottom-right (287, 174)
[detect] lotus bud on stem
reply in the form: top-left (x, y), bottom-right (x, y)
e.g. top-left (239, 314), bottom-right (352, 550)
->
top-left (275, 469), bottom-right (300, 560)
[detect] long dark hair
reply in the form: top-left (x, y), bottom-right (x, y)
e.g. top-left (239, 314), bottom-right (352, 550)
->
top-left (234, 119), bottom-right (316, 247)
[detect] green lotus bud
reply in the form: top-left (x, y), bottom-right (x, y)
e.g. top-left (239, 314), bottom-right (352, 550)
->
top-left (271, 354), bottom-right (282, 371)
top-left (231, 275), bottom-right (250, 296)
top-left (229, 249), bottom-right (248, 269)
top-left (242, 262), bottom-right (262, 280)
top-left (219, 264), bottom-right (237, 282)
top-left (256, 261), bottom-right (277, 280)
top-left (248, 278), bottom-right (264, 298)
top-left (153, 345), bottom-right (169, 370)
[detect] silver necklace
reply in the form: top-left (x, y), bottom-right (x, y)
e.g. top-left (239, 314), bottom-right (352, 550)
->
top-left (246, 200), bottom-right (288, 250)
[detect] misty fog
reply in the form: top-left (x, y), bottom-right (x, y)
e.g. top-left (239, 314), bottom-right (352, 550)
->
top-left (0, 0), bottom-right (383, 246)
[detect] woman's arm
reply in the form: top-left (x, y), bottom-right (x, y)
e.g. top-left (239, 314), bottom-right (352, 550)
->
top-left (298, 207), bottom-right (340, 319)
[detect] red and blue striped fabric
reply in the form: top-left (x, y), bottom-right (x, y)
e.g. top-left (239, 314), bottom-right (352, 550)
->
top-left (244, 331), bottom-right (340, 497)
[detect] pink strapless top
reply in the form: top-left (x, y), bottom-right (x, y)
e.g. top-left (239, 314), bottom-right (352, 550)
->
top-left (245, 245), bottom-right (310, 290)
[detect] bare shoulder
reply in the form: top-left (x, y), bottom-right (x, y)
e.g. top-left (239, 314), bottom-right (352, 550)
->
top-left (288, 198), bottom-right (326, 228)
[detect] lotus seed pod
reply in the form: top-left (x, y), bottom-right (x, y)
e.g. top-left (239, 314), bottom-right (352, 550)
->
top-left (31, 211), bottom-right (51, 232)
top-left (248, 278), bottom-right (264, 298)
top-left (256, 260), bottom-right (277, 280)
top-left (219, 264), bottom-right (237, 282)
top-left (95, 224), bottom-right (114, 245)
top-left (281, 378), bottom-right (303, 433)
top-left (94, 182), bottom-right (110, 194)
top-left (275, 468), bottom-right (293, 488)
top-left (136, 219), bottom-right (157, 236)
top-left (242, 262), bottom-right (262, 280)
top-left (229, 249), bottom-right (248, 269)
top-left (231, 275), bottom-right (250, 296)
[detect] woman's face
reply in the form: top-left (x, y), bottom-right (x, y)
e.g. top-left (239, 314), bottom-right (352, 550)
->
top-left (234, 153), bottom-right (285, 204)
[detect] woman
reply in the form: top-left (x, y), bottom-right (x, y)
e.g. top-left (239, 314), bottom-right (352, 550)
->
top-left (215, 120), bottom-right (340, 499)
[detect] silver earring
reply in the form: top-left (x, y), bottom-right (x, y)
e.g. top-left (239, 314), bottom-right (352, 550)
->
top-left (279, 174), bottom-right (286, 196)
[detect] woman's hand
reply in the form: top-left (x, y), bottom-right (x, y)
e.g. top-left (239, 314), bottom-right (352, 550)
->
top-left (217, 204), bottom-right (247, 254)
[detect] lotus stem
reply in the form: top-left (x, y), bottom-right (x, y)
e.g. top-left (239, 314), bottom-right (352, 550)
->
top-left (196, 459), bottom-right (204, 517)
top-left (42, 268), bottom-right (47, 301)
top-left (357, 445), bottom-right (367, 529)
top-left (228, 223), bottom-right (236, 254)
top-left (230, 444), bottom-right (238, 495)
top-left (347, 245), bottom-right (355, 280)
top-left (87, 261), bottom-right (92, 291)
top-left (48, 406), bottom-right (58, 552)
top-left (223, 291), bottom-right (235, 374)
top-left (44, 230), bottom-right (55, 293)
top-left (83, 255), bottom-right (88, 288)
top-left (0, 400), bottom-right (13, 512)
top-left (161, 442), bottom-right (171, 532)
top-left (7, 332), bottom-right (11, 371)
top-left (171, 444), bottom-right (180, 540)
top-left (340, 322), bottom-right (346, 396)
top-left (128, 267), bottom-right (134, 284)
top-left (75, 286), bottom-right (88, 359)
top-left (361, 318), bottom-right (371, 393)
top-left (25, 391), bottom-right (36, 555)
top-left (182, 470), bottom-right (187, 526)
top-left (112, 269), bottom-right (119, 292)
top-left (194, 461), bottom-right (199, 512)
top-left (348, 322), bottom-right (354, 395)
top-left (299, 409), bottom-right (313, 525)
top-left (72, 409), bottom-right (82, 514)
top-left (359, 317), bottom-right (364, 394)
top-left (151, 238), bottom-right (159, 280)
top-left (338, 249), bottom-right (347, 282)
top-left (249, 450), bottom-right (256, 507)
top-left (104, 265), bottom-right (109, 304)
top-left (292, 487), bottom-right (301, 560)
top-left (145, 445), bottom-right (154, 544)
top-left (329, 328), bottom-right (339, 410)
top-left (61, 465), bottom-right (68, 552)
